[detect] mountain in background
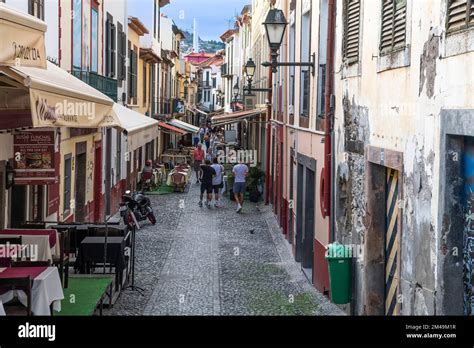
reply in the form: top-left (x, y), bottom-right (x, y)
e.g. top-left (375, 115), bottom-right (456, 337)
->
top-left (181, 30), bottom-right (225, 54)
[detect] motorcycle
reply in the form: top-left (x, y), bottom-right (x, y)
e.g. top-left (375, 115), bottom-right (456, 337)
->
top-left (119, 190), bottom-right (156, 228)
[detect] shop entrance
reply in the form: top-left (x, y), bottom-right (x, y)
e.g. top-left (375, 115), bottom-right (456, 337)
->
top-left (302, 167), bottom-right (315, 282)
top-left (10, 185), bottom-right (26, 228)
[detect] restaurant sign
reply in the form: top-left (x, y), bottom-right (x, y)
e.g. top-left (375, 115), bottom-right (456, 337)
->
top-left (0, 19), bottom-right (46, 69)
top-left (13, 131), bottom-right (57, 185)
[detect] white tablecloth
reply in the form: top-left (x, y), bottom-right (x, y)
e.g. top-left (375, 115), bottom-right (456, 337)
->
top-left (0, 267), bottom-right (64, 315)
top-left (0, 299), bottom-right (5, 316)
top-left (0, 233), bottom-right (59, 262)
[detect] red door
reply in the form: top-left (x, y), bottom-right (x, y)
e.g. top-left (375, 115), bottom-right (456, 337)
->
top-left (93, 141), bottom-right (102, 222)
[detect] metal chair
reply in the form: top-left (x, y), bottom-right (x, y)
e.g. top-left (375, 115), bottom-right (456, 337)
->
top-left (52, 229), bottom-right (70, 288)
top-left (0, 237), bottom-right (22, 245)
top-left (0, 276), bottom-right (32, 316)
top-left (11, 260), bottom-right (51, 267)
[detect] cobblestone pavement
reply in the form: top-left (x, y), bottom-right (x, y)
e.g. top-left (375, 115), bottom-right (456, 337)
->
top-left (107, 175), bottom-right (344, 316)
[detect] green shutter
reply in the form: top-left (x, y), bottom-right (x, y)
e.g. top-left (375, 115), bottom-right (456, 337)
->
top-left (343, 0), bottom-right (361, 62)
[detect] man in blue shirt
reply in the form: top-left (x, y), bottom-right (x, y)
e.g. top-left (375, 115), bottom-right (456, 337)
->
top-left (232, 161), bottom-right (249, 213)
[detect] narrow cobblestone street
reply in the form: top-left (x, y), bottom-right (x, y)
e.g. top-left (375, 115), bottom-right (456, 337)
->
top-left (106, 176), bottom-right (343, 316)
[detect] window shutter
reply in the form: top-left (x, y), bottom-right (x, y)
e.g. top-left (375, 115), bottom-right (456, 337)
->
top-left (343, 0), bottom-right (361, 62)
top-left (380, 0), bottom-right (406, 53)
top-left (448, 0), bottom-right (468, 30)
top-left (106, 19), bottom-right (111, 76)
top-left (471, 1), bottom-right (474, 24)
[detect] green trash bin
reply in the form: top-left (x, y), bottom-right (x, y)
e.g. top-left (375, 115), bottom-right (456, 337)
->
top-left (326, 242), bottom-right (353, 304)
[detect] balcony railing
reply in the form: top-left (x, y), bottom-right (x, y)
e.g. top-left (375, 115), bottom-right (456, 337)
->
top-left (71, 70), bottom-right (118, 102)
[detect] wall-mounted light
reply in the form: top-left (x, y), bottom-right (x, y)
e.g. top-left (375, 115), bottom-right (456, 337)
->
top-left (261, 8), bottom-right (315, 76)
top-left (5, 161), bottom-right (14, 189)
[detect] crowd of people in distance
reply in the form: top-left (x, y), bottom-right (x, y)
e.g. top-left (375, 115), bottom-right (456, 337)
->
top-left (192, 125), bottom-right (248, 213)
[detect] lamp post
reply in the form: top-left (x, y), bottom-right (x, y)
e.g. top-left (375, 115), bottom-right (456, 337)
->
top-left (261, 8), bottom-right (315, 75)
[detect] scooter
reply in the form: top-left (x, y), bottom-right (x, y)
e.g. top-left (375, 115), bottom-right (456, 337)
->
top-left (119, 190), bottom-right (156, 228)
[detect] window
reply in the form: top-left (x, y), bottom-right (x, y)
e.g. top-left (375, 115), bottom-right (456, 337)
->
top-left (117, 23), bottom-right (126, 82)
top-left (143, 63), bottom-right (147, 104)
top-left (128, 43), bottom-right (138, 104)
top-left (380, 0), bottom-right (407, 53)
top-left (91, 7), bottom-right (98, 72)
top-left (343, 0), bottom-right (361, 62)
top-left (28, 0), bottom-right (44, 20)
top-left (63, 154), bottom-right (72, 215)
top-left (105, 14), bottom-right (116, 78)
top-left (72, 0), bottom-right (82, 70)
top-left (212, 77), bottom-right (216, 88)
top-left (447, 0), bottom-right (474, 32)
top-left (300, 5), bottom-right (311, 118)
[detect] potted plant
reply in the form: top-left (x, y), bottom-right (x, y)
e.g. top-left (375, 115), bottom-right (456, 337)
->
top-left (228, 172), bottom-right (235, 201)
top-left (247, 166), bottom-right (264, 202)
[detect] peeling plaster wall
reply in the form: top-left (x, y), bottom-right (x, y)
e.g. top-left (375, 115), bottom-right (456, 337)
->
top-left (333, 0), bottom-right (474, 315)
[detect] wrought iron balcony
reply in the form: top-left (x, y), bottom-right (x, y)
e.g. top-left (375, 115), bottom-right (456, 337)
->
top-left (71, 70), bottom-right (118, 102)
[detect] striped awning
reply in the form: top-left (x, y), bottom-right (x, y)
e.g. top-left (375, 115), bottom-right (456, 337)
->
top-left (211, 108), bottom-right (265, 126)
top-left (158, 121), bottom-right (187, 135)
top-left (168, 119), bottom-right (199, 133)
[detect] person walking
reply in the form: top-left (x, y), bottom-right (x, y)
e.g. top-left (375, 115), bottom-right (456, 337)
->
top-left (193, 132), bottom-right (200, 147)
top-left (203, 132), bottom-right (210, 151)
top-left (199, 127), bottom-right (205, 143)
top-left (193, 143), bottom-right (205, 183)
top-left (199, 159), bottom-right (216, 208)
top-left (211, 158), bottom-right (224, 207)
top-left (232, 160), bottom-right (249, 213)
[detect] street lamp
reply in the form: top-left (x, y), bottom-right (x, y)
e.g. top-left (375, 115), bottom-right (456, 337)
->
top-left (184, 79), bottom-right (189, 100)
top-left (5, 161), bottom-right (14, 189)
top-left (262, 8), bottom-right (315, 75)
top-left (244, 58), bottom-right (256, 80)
top-left (244, 58), bottom-right (271, 94)
top-left (263, 8), bottom-right (287, 51)
top-left (232, 81), bottom-right (240, 112)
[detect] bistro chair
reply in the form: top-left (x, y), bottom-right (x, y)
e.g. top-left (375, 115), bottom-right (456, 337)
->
top-left (12, 260), bottom-right (51, 267)
top-left (0, 276), bottom-right (32, 316)
top-left (52, 230), bottom-right (70, 288)
top-left (0, 237), bottom-right (22, 245)
top-left (0, 257), bottom-right (12, 267)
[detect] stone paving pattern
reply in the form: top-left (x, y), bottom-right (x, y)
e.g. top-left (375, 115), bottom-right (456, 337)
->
top-left (106, 176), bottom-right (344, 316)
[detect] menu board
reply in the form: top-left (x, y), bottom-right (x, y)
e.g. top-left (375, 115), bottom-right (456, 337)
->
top-left (13, 131), bottom-right (57, 185)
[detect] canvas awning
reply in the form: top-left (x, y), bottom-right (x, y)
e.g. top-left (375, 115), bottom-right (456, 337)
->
top-left (113, 103), bottom-right (159, 150)
top-left (158, 121), bottom-right (187, 135)
top-left (211, 108), bottom-right (266, 126)
top-left (0, 61), bottom-right (120, 130)
top-left (168, 119), bottom-right (199, 133)
top-left (0, 3), bottom-right (47, 69)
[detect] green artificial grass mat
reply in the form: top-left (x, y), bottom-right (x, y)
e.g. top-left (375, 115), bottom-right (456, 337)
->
top-left (57, 276), bottom-right (112, 316)
top-left (145, 184), bottom-right (175, 195)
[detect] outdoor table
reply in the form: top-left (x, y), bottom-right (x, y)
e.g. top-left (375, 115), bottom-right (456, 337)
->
top-left (75, 236), bottom-right (126, 291)
top-left (0, 266), bottom-right (64, 315)
top-left (0, 229), bottom-right (59, 262)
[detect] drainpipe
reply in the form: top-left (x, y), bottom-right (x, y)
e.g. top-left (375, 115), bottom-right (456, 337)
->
top-left (265, 52), bottom-right (273, 205)
top-left (323, 0), bottom-right (336, 240)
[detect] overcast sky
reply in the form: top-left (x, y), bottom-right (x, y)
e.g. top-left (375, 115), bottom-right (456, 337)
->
top-left (162, 0), bottom-right (250, 40)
